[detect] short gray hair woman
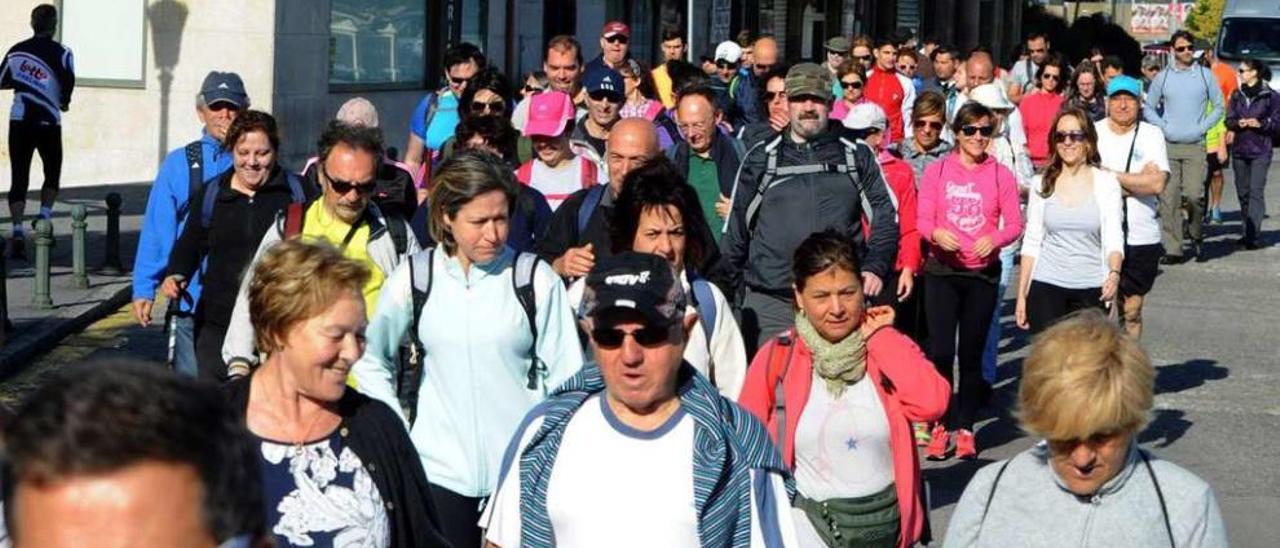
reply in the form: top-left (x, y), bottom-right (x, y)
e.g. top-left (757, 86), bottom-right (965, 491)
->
top-left (943, 309), bottom-right (1227, 547)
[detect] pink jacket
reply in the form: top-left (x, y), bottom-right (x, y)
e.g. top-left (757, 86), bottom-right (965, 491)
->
top-left (738, 327), bottom-right (949, 548)
top-left (917, 153), bottom-right (1025, 271)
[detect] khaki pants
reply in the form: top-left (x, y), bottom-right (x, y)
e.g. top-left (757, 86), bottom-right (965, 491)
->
top-left (1159, 142), bottom-right (1207, 257)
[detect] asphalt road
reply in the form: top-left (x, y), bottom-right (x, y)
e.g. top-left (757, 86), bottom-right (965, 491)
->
top-left (3, 160), bottom-right (1277, 546)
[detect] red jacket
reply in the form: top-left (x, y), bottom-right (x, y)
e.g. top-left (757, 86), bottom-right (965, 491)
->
top-left (866, 66), bottom-right (908, 142)
top-left (738, 326), bottom-right (949, 548)
top-left (878, 152), bottom-right (923, 273)
top-left (1018, 91), bottom-right (1065, 167)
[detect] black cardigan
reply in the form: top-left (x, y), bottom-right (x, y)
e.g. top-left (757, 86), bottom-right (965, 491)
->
top-left (224, 376), bottom-right (452, 548)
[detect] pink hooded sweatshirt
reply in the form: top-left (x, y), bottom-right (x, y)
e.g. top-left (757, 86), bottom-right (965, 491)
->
top-left (916, 153), bottom-right (1024, 270)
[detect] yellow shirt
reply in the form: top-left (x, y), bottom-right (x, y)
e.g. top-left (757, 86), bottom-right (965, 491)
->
top-left (301, 201), bottom-right (386, 316)
top-left (653, 64), bottom-right (675, 109)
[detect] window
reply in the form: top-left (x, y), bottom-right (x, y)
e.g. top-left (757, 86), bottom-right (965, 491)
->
top-left (330, 0), bottom-right (426, 87)
top-left (1218, 18), bottom-right (1280, 63)
top-left (61, 0), bottom-right (146, 88)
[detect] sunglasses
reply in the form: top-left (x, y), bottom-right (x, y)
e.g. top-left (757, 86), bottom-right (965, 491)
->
top-left (960, 125), bottom-right (995, 137)
top-left (841, 80), bottom-right (864, 90)
top-left (913, 120), bottom-right (944, 131)
top-left (322, 167), bottom-right (374, 196)
top-left (716, 59), bottom-right (739, 69)
top-left (827, 50), bottom-right (850, 57)
top-left (763, 90), bottom-right (787, 102)
top-left (523, 85), bottom-right (543, 93)
top-left (1174, 45), bottom-right (1193, 53)
top-left (470, 100), bottom-right (505, 115)
top-left (448, 76), bottom-right (468, 85)
top-left (897, 64), bottom-right (917, 71)
top-left (1238, 67), bottom-right (1255, 74)
top-left (605, 35), bottom-right (629, 45)
top-left (591, 325), bottom-right (674, 348)
top-left (588, 90), bottom-right (621, 103)
top-left (1055, 130), bottom-right (1088, 143)
top-left (855, 54), bottom-right (874, 62)
top-left (1042, 73), bottom-right (1060, 81)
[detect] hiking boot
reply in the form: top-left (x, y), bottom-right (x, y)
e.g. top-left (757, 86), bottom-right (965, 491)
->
top-left (1193, 240), bottom-right (1206, 263)
top-left (8, 235), bottom-right (25, 260)
top-left (913, 422), bottom-right (931, 447)
top-left (955, 429), bottom-right (978, 460)
top-left (925, 425), bottom-right (951, 461)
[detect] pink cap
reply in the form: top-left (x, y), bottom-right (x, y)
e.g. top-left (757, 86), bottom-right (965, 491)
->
top-left (523, 91), bottom-right (575, 138)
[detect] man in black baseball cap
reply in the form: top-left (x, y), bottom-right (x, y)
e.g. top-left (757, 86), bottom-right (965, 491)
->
top-left (482, 251), bottom-right (796, 546)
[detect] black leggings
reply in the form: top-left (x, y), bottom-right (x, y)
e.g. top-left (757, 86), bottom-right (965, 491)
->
top-left (430, 483), bottom-right (484, 548)
top-left (1025, 280), bottom-right (1104, 335)
top-left (925, 273), bottom-right (998, 431)
top-left (8, 121), bottom-right (62, 206)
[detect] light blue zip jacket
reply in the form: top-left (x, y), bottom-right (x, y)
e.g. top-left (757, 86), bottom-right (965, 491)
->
top-left (352, 246), bottom-right (584, 497)
top-left (1143, 63), bottom-right (1225, 144)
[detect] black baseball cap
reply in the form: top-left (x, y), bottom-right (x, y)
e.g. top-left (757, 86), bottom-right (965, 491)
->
top-left (581, 252), bottom-right (686, 328)
top-left (200, 71), bottom-right (249, 109)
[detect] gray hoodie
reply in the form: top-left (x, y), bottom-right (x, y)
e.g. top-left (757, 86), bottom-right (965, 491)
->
top-left (1143, 63), bottom-right (1225, 144)
top-left (944, 442), bottom-right (1227, 548)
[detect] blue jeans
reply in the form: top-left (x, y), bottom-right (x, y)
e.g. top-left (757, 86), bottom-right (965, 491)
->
top-left (981, 247), bottom-right (1015, 383)
top-left (169, 315), bottom-right (198, 378)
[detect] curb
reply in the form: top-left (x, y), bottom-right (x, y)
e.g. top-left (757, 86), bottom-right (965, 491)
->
top-left (0, 284), bottom-right (132, 380)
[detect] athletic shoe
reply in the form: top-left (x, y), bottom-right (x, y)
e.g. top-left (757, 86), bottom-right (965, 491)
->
top-left (954, 429), bottom-right (978, 460)
top-left (913, 422), bottom-right (931, 447)
top-left (925, 425), bottom-right (951, 461)
top-left (8, 235), bottom-right (25, 260)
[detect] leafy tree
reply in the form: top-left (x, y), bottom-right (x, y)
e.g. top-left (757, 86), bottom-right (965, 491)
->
top-left (1184, 0), bottom-right (1226, 43)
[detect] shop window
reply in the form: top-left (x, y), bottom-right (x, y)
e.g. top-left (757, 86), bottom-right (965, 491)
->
top-left (330, 0), bottom-right (426, 87)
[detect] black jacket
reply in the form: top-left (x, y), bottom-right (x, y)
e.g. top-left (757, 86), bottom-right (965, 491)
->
top-left (224, 377), bottom-right (451, 548)
top-left (303, 157), bottom-right (418, 220)
top-left (720, 121), bottom-right (899, 294)
top-left (0, 35), bottom-right (74, 124)
top-left (667, 130), bottom-right (745, 198)
top-left (168, 166), bottom-right (299, 327)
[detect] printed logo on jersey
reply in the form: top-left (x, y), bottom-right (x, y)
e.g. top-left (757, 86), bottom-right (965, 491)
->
top-left (944, 181), bottom-right (986, 234)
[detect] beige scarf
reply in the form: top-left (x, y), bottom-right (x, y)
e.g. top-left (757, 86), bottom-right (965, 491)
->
top-left (794, 311), bottom-right (868, 397)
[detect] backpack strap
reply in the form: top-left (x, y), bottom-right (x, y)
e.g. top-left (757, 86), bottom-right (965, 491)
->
top-left (403, 248), bottom-right (435, 426)
top-left (516, 161), bottom-right (534, 185)
top-left (580, 158), bottom-right (598, 189)
top-left (512, 252), bottom-right (545, 391)
top-left (768, 331), bottom-right (796, 450)
top-left (284, 172), bottom-right (307, 204)
top-left (1121, 124), bottom-right (1142, 237)
top-left (1140, 450), bottom-right (1176, 548)
top-left (181, 141), bottom-right (203, 220)
top-left (283, 203), bottom-right (305, 239)
top-left (386, 215), bottom-right (408, 256)
top-left (744, 135), bottom-right (785, 232)
top-left (979, 456), bottom-right (1015, 532)
top-left (200, 179), bottom-right (222, 229)
top-left (689, 277), bottom-right (717, 347)
top-left (576, 184), bottom-right (607, 238)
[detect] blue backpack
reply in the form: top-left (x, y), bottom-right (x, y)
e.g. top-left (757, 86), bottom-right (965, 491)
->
top-left (199, 172), bottom-right (307, 229)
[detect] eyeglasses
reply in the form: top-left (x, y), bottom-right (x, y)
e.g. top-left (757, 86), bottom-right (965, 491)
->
top-left (898, 64), bottom-right (917, 72)
top-left (591, 325), bottom-right (674, 348)
top-left (1042, 73), bottom-right (1060, 81)
top-left (1174, 45), bottom-right (1193, 53)
top-left (321, 167), bottom-right (375, 196)
top-left (763, 90), bottom-right (787, 102)
top-left (470, 100), bottom-right (505, 115)
top-left (588, 90), bottom-right (621, 103)
top-left (841, 80), bottom-right (864, 90)
top-left (677, 120), bottom-right (712, 133)
top-left (523, 85), bottom-right (543, 93)
top-left (716, 59), bottom-right (739, 69)
top-left (1055, 130), bottom-right (1088, 143)
top-left (960, 125), bottom-right (995, 137)
top-left (913, 120), bottom-right (944, 131)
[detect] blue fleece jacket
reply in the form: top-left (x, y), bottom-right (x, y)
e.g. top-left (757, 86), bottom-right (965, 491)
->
top-left (131, 132), bottom-right (231, 312)
top-left (1143, 63), bottom-right (1225, 144)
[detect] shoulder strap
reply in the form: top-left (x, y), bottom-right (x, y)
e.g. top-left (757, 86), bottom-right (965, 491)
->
top-left (744, 135), bottom-right (785, 232)
top-left (576, 184), bottom-right (606, 237)
top-left (386, 215), bottom-right (408, 255)
top-left (729, 135), bottom-right (746, 159)
top-left (980, 457), bottom-right (1015, 531)
top-left (1140, 450), bottom-right (1176, 548)
top-left (769, 332), bottom-right (796, 449)
top-left (200, 179), bottom-right (221, 229)
top-left (285, 172), bottom-right (307, 204)
top-left (283, 202), bottom-right (305, 239)
top-left (516, 161), bottom-right (534, 185)
top-left (690, 277), bottom-right (717, 347)
top-left (184, 140), bottom-right (203, 198)
top-left (580, 158), bottom-right (598, 189)
top-left (422, 91), bottom-right (439, 136)
top-left (512, 252), bottom-right (544, 391)
top-left (404, 248), bottom-right (435, 426)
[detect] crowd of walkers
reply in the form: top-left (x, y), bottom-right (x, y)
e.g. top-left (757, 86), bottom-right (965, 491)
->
top-left (3, 4), bottom-right (1261, 546)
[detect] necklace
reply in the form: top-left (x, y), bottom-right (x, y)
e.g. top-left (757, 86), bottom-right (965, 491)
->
top-left (292, 408), bottom-right (329, 458)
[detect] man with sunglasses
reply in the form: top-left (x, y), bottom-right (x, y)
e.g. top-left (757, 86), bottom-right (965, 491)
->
top-left (722, 63), bottom-right (899, 354)
top-left (570, 65), bottom-right (625, 161)
top-left (1142, 30), bottom-right (1225, 264)
top-left (1008, 32), bottom-right (1051, 105)
top-left (132, 71), bottom-right (248, 378)
top-left (866, 36), bottom-right (916, 144)
top-left (221, 123), bottom-right (419, 374)
top-left (585, 21), bottom-right (631, 75)
top-left (481, 252), bottom-right (796, 547)
top-left (404, 42), bottom-right (485, 179)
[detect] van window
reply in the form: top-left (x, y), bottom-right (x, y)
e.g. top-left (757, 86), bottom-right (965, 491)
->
top-left (1218, 18), bottom-right (1280, 62)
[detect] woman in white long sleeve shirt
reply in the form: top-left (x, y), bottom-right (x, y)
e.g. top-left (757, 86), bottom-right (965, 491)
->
top-left (1016, 108), bottom-right (1125, 334)
top-left (567, 160), bottom-right (748, 398)
top-left (351, 152), bottom-right (584, 548)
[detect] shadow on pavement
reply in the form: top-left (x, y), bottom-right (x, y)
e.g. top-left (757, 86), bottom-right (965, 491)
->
top-left (1154, 358), bottom-right (1228, 395)
top-left (1138, 409), bottom-right (1192, 448)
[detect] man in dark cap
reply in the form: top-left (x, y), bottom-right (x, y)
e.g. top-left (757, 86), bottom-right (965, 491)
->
top-left (132, 70), bottom-right (249, 378)
top-left (481, 252), bottom-right (796, 546)
top-left (721, 63), bottom-right (899, 354)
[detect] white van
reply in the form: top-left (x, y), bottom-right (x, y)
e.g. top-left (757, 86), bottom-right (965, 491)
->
top-left (1216, 0), bottom-right (1280, 89)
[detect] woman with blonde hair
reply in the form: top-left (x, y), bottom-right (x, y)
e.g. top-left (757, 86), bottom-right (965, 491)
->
top-left (943, 309), bottom-right (1227, 547)
top-left (224, 239), bottom-right (450, 547)
top-left (1016, 107), bottom-right (1124, 334)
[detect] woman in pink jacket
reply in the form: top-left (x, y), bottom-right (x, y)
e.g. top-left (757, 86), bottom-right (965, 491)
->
top-left (739, 230), bottom-right (949, 548)
top-left (917, 102), bottom-right (1024, 461)
top-left (1017, 53), bottom-right (1067, 169)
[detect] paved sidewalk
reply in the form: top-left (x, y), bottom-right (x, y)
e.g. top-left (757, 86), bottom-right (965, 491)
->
top-left (0, 183), bottom-right (150, 378)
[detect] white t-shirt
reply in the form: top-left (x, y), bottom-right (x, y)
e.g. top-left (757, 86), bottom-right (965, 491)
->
top-left (530, 156), bottom-right (588, 211)
top-left (793, 376), bottom-right (895, 501)
top-left (1096, 120), bottom-right (1169, 246)
top-left (482, 394), bottom-right (700, 547)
